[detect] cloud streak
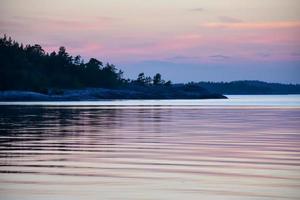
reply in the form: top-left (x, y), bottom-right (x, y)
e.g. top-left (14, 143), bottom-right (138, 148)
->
top-left (210, 55), bottom-right (231, 60)
top-left (202, 21), bottom-right (300, 29)
top-left (188, 8), bottom-right (204, 12)
top-left (218, 16), bottom-right (243, 23)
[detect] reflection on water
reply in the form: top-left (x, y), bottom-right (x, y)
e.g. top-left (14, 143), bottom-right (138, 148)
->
top-left (0, 102), bottom-right (300, 199)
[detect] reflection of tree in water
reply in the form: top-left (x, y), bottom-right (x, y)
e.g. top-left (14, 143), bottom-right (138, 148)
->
top-left (128, 108), bottom-right (174, 142)
top-left (0, 106), bottom-right (177, 151)
top-left (0, 106), bottom-right (120, 147)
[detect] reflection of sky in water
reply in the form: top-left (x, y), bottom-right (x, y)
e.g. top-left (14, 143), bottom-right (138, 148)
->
top-left (0, 96), bottom-right (299, 200)
top-left (1, 95), bottom-right (300, 107)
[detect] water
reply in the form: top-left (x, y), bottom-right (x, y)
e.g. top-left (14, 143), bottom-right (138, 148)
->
top-left (0, 95), bottom-right (300, 200)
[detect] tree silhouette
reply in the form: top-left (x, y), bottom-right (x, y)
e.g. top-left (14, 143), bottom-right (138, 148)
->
top-left (153, 73), bottom-right (162, 85)
top-left (136, 73), bottom-right (146, 85)
top-left (0, 35), bottom-right (176, 92)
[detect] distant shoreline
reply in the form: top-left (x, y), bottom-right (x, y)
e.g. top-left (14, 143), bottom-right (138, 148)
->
top-left (0, 88), bottom-right (227, 101)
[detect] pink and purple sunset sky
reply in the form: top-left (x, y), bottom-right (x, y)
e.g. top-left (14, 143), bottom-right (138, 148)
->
top-left (1, 0), bottom-right (300, 83)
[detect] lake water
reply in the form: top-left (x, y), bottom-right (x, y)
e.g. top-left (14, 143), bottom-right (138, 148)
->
top-left (0, 95), bottom-right (300, 200)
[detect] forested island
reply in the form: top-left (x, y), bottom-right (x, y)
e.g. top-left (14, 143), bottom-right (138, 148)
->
top-left (0, 35), bottom-right (226, 100)
top-left (1, 35), bottom-right (299, 101)
top-left (187, 81), bottom-right (300, 95)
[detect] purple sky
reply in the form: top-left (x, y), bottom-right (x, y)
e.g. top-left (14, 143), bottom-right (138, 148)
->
top-left (1, 0), bottom-right (300, 83)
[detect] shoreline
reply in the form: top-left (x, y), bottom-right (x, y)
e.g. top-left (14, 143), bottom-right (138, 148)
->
top-left (0, 88), bottom-right (227, 101)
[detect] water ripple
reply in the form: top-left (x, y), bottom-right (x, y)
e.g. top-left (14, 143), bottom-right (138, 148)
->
top-left (0, 102), bottom-right (300, 200)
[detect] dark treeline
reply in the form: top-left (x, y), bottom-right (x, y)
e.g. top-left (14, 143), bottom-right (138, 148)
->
top-left (0, 35), bottom-right (170, 93)
top-left (196, 81), bottom-right (300, 94)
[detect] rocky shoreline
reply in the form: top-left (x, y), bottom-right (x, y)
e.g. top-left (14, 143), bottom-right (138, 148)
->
top-left (0, 87), bottom-right (227, 101)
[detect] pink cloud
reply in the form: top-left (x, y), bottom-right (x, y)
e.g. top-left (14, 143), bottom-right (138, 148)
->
top-left (70, 27), bottom-right (300, 64)
top-left (94, 29), bottom-right (300, 63)
top-left (83, 34), bottom-right (204, 62)
top-left (151, 34), bottom-right (203, 52)
top-left (202, 21), bottom-right (300, 29)
top-left (18, 19), bottom-right (299, 64)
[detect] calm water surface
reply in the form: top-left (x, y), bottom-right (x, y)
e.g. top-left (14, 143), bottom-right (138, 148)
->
top-left (0, 95), bottom-right (300, 200)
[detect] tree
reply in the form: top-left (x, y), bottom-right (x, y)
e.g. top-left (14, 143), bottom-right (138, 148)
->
top-left (57, 46), bottom-right (73, 65)
top-left (24, 44), bottom-right (45, 56)
top-left (117, 70), bottom-right (124, 82)
top-left (165, 80), bottom-right (172, 86)
top-left (145, 76), bottom-right (152, 85)
top-left (153, 73), bottom-right (162, 85)
top-left (137, 73), bottom-right (146, 85)
top-left (73, 55), bottom-right (81, 65)
top-left (103, 63), bottom-right (116, 73)
top-left (86, 58), bottom-right (102, 71)
top-left (58, 46), bottom-right (68, 57)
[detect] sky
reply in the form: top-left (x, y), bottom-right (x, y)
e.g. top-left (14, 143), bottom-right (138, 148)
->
top-left (1, 0), bottom-right (300, 83)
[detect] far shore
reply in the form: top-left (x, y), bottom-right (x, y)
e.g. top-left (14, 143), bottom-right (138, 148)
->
top-left (0, 88), bottom-right (227, 101)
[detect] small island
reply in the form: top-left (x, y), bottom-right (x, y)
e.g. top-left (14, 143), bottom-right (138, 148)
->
top-left (0, 36), bottom-right (226, 101)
